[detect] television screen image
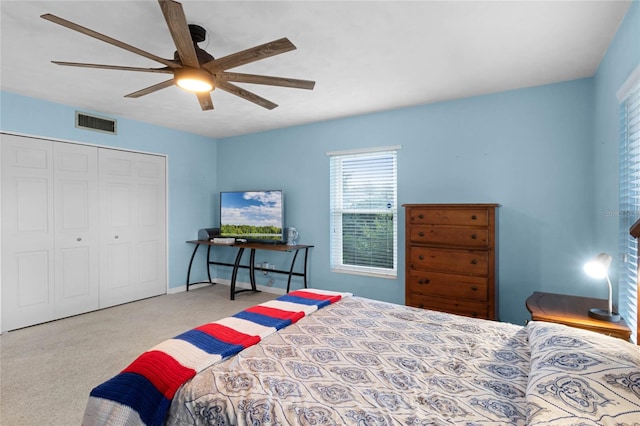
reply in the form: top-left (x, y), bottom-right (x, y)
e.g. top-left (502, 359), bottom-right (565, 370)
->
top-left (220, 190), bottom-right (284, 241)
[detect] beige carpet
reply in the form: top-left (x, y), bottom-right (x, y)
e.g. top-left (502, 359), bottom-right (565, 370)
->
top-left (0, 284), bottom-right (277, 425)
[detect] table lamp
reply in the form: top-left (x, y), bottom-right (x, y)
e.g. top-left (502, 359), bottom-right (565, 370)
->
top-left (583, 252), bottom-right (621, 322)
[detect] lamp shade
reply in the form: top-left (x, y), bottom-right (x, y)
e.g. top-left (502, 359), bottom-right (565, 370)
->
top-left (583, 252), bottom-right (612, 279)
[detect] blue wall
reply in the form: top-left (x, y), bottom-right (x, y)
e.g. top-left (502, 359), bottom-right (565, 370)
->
top-left (217, 78), bottom-right (594, 325)
top-left (0, 91), bottom-right (219, 290)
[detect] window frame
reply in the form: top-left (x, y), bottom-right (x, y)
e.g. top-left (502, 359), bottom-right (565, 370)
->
top-left (617, 64), bottom-right (640, 344)
top-left (328, 146), bottom-right (400, 279)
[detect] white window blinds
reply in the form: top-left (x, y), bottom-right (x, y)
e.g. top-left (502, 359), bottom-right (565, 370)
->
top-left (618, 65), bottom-right (640, 343)
top-left (328, 146), bottom-right (399, 278)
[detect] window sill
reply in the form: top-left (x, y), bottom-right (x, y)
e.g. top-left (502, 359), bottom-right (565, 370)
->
top-left (331, 268), bottom-right (397, 279)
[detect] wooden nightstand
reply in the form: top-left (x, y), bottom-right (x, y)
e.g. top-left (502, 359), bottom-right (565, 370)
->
top-left (526, 291), bottom-right (631, 341)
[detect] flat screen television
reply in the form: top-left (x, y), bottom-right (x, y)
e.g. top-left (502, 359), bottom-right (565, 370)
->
top-left (219, 190), bottom-right (284, 242)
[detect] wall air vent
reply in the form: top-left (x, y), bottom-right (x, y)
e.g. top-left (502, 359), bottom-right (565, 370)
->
top-left (75, 111), bottom-right (117, 135)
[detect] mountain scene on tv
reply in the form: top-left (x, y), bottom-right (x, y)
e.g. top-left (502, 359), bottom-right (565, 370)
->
top-left (221, 191), bottom-right (283, 240)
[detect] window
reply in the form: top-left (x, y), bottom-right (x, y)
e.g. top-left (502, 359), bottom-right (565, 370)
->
top-left (328, 146), bottom-right (399, 278)
top-left (618, 65), bottom-right (640, 343)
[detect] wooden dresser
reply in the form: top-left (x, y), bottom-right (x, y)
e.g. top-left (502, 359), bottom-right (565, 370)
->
top-left (404, 204), bottom-right (499, 320)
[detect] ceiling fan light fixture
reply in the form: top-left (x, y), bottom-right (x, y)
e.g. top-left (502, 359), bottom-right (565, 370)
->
top-left (174, 68), bottom-right (213, 93)
top-left (42, 0), bottom-right (314, 111)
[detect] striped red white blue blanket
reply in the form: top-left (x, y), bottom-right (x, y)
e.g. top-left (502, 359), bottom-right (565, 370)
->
top-left (82, 289), bottom-right (351, 426)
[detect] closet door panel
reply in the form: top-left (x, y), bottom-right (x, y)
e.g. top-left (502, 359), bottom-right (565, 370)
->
top-left (99, 149), bottom-right (166, 307)
top-left (59, 247), bottom-right (91, 297)
top-left (135, 155), bottom-right (166, 299)
top-left (54, 143), bottom-right (99, 318)
top-left (99, 151), bottom-right (137, 308)
top-left (16, 251), bottom-right (51, 306)
top-left (105, 242), bottom-right (134, 288)
top-left (1, 135), bottom-right (55, 331)
top-left (15, 179), bottom-right (49, 232)
top-left (139, 240), bottom-right (160, 283)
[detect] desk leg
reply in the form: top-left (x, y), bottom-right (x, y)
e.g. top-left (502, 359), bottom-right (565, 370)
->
top-left (206, 245), bottom-right (213, 283)
top-left (249, 249), bottom-right (257, 291)
top-left (230, 247), bottom-right (245, 300)
top-left (186, 243), bottom-right (201, 291)
top-left (302, 247), bottom-right (309, 289)
top-left (286, 249), bottom-right (300, 293)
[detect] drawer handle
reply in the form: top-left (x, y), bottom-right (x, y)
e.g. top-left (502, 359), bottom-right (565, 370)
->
top-left (76, 237), bottom-right (82, 242)
top-left (418, 279), bottom-right (430, 285)
top-left (471, 215), bottom-right (477, 220)
top-left (471, 285), bottom-right (478, 291)
top-left (419, 304), bottom-right (424, 309)
top-left (471, 234), bottom-right (477, 239)
top-left (418, 214), bottom-right (424, 219)
top-left (419, 255), bottom-right (424, 260)
top-left (471, 312), bottom-right (478, 317)
top-left (470, 259), bottom-right (477, 265)
top-left (418, 231), bottom-right (425, 237)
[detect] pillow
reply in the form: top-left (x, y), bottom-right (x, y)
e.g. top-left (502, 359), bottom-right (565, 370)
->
top-left (525, 321), bottom-right (640, 425)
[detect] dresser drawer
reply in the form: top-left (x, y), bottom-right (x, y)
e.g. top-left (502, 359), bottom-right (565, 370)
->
top-left (410, 225), bottom-right (489, 247)
top-left (409, 247), bottom-right (488, 276)
top-left (407, 271), bottom-right (488, 302)
top-left (409, 208), bottom-right (489, 226)
top-left (407, 294), bottom-right (490, 319)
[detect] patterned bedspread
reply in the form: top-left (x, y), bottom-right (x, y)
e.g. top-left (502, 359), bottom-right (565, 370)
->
top-left (166, 297), bottom-right (640, 426)
top-left (166, 296), bottom-right (532, 425)
top-left (85, 292), bottom-right (640, 425)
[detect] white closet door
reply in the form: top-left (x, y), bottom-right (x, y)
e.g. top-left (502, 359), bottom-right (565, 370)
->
top-left (1, 135), bottom-right (55, 331)
top-left (135, 153), bottom-right (167, 302)
top-left (53, 143), bottom-right (99, 318)
top-left (99, 149), bottom-right (166, 308)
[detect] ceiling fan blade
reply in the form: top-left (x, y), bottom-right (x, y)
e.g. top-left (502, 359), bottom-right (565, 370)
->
top-left (157, 0), bottom-right (200, 68)
top-left (41, 13), bottom-right (180, 69)
top-left (52, 61), bottom-right (173, 74)
top-left (202, 38), bottom-right (296, 72)
top-left (196, 92), bottom-right (214, 111)
top-left (216, 80), bottom-right (278, 110)
top-left (218, 72), bottom-right (315, 90)
top-left (124, 79), bottom-right (175, 98)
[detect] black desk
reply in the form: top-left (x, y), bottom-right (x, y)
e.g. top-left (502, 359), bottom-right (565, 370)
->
top-left (186, 240), bottom-right (313, 300)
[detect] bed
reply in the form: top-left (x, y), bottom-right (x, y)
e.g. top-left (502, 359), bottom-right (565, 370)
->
top-left (82, 288), bottom-right (640, 426)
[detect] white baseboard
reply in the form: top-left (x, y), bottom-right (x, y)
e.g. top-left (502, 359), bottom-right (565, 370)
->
top-left (168, 279), bottom-right (287, 297)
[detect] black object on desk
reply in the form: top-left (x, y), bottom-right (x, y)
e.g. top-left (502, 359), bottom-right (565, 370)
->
top-left (185, 240), bottom-right (313, 300)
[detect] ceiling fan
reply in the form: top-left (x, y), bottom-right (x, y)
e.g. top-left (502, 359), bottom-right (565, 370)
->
top-left (41, 0), bottom-right (315, 111)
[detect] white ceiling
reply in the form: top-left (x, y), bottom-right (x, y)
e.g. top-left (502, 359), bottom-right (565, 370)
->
top-left (0, 1), bottom-right (631, 139)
